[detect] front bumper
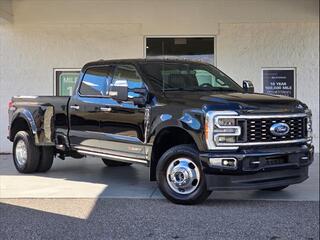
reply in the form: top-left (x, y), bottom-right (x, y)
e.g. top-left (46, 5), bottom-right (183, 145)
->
top-left (200, 144), bottom-right (314, 191)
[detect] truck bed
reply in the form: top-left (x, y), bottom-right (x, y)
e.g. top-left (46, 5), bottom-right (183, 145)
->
top-left (9, 96), bottom-right (71, 145)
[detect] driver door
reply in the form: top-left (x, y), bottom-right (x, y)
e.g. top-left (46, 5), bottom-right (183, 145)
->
top-left (99, 64), bottom-right (148, 162)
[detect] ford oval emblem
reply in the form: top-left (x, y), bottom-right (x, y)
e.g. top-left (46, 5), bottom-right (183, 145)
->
top-left (270, 123), bottom-right (290, 136)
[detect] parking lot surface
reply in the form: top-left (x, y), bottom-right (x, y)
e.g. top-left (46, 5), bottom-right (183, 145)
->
top-left (0, 154), bottom-right (319, 240)
top-left (0, 154), bottom-right (319, 201)
top-left (1, 198), bottom-right (319, 240)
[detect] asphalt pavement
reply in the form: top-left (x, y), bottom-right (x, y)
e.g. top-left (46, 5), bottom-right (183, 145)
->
top-left (0, 154), bottom-right (319, 201)
top-left (0, 198), bottom-right (319, 240)
top-left (0, 154), bottom-right (319, 239)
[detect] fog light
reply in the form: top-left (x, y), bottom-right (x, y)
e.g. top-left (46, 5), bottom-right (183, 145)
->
top-left (218, 136), bottom-right (236, 143)
top-left (209, 158), bottom-right (237, 169)
top-left (222, 159), bottom-right (236, 167)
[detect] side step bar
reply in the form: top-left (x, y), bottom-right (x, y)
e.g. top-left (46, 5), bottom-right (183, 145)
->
top-left (77, 149), bottom-right (148, 165)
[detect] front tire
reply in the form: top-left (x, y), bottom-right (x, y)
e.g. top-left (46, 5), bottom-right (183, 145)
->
top-left (156, 144), bottom-right (211, 205)
top-left (13, 131), bottom-right (40, 173)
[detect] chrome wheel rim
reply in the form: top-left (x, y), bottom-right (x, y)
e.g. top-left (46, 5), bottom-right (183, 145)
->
top-left (166, 158), bottom-right (200, 195)
top-left (15, 140), bottom-right (27, 166)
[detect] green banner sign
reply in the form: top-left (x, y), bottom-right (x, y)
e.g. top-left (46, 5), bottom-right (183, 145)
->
top-left (55, 70), bottom-right (80, 96)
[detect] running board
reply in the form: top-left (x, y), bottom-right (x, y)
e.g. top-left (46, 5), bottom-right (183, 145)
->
top-left (77, 149), bottom-right (148, 165)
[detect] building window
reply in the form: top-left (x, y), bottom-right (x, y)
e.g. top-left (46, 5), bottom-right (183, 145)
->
top-left (54, 69), bottom-right (80, 96)
top-left (145, 37), bottom-right (215, 65)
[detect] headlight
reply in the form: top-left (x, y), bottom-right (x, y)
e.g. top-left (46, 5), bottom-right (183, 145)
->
top-left (306, 110), bottom-right (312, 144)
top-left (218, 118), bottom-right (236, 126)
top-left (205, 111), bottom-right (241, 150)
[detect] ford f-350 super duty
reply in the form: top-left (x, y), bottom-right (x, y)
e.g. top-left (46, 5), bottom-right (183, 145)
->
top-left (8, 59), bottom-right (314, 204)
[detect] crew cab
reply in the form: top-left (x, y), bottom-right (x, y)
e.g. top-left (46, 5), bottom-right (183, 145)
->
top-left (8, 59), bottom-right (314, 204)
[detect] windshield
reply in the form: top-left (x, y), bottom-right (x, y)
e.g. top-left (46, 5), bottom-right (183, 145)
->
top-left (139, 62), bottom-right (243, 92)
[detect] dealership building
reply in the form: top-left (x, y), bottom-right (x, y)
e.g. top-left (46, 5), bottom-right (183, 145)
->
top-left (0, 0), bottom-right (319, 153)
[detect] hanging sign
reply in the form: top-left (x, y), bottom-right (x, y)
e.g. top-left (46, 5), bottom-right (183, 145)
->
top-left (262, 68), bottom-right (296, 98)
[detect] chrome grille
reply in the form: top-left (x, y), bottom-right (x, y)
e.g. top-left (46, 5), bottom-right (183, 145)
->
top-left (246, 117), bottom-right (307, 142)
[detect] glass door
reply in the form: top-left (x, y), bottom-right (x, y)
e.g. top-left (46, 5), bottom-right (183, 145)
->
top-left (145, 37), bottom-right (215, 65)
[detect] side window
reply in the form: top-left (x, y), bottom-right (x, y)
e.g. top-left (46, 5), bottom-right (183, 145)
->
top-left (79, 66), bottom-right (113, 96)
top-left (113, 65), bottom-right (144, 87)
top-left (112, 65), bottom-right (144, 98)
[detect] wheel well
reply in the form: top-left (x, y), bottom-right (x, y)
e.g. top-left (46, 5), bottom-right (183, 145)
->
top-left (150, 127), bottom-right (197, 181)
top-left (10, 117), bottom-right (30, 141)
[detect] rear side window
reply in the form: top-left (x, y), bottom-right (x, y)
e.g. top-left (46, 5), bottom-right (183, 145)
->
top-left (79, 66), bottom-right (113, 96)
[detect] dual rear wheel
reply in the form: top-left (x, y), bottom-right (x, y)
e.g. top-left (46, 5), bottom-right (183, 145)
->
top-left (13, 131), bottom-right (54, 173)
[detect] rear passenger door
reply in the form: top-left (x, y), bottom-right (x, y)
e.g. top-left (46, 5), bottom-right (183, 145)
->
top-left (68, 65), bottom-right (115, 151)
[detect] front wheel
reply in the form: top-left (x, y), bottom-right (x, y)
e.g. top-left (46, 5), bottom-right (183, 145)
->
top-left (156, 144), bottom-right (211, 205)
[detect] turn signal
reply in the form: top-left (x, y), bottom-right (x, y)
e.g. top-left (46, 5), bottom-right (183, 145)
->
top-left (8, 100), bottom-right (13, 109)
top-left (8, 100), bottom-right (15, 110)
top-left (204, 121), bottom-right (209, 142)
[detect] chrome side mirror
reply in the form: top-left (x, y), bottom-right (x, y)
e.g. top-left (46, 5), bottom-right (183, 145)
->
top-left (243, 80), bottom-right (254, 93)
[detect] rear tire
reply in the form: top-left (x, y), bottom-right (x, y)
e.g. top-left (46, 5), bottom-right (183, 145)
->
top-left (13, 131), bottom-right (40, 173)
top-left (37, 147), bottom-right (54, 172)
top-left (261, 185), bottom-right (289, 191)
top-left (156, 144), bottom-right (211, 205)
top-left (102, 159), bottom-right (132, 167)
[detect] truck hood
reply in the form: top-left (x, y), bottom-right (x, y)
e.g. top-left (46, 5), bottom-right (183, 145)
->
top-left (162, 91), bottom-right (307, 114)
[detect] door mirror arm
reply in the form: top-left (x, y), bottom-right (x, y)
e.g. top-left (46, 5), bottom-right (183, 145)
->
top-left (133, 88), bottom-right (147, 95)
top-left (133, 88), bottom-right (148, 106)
top-left (133, 96), bottom-right (146, 106)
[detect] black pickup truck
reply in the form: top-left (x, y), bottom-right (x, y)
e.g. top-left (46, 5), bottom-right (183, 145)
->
top-left (8, 59), bottom-right (314, 204)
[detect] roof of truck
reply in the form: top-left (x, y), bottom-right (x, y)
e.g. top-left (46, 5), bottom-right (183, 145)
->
top-left (82, 58), bottom-right (210, 70)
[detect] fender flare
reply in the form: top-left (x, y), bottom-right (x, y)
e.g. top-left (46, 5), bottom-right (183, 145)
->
top-left (148, 111), bottom-right (206, 152)
top-left (10, 106), bottom-right (55, 145)
top-left (11, 108), bottom-right (38, 136)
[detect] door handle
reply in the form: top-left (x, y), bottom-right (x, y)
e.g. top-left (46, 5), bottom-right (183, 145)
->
top-left (99, 107), bottom-right (112, 112)
top-left (70, 105), bottom-right (80, 110)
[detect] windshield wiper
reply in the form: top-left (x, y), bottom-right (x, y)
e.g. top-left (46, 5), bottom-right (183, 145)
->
top-left (201, 87), bottom-right (238, 92)
top-left (164, 88), bottom-right (195, 91)
top-left (164, 87), bottom-right (239, 92)
top-left (194, 87), bottom-right (239, 92)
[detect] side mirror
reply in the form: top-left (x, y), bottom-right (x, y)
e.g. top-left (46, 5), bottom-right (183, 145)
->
top-left (243, 80), bottom-right (254, 93)
top-left (109, 80), bottom-right (128, 101)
